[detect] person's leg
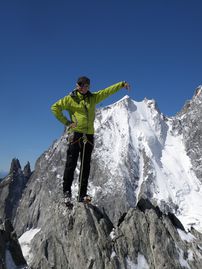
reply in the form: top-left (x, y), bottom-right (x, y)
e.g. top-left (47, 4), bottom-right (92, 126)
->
top-left (78, 135), bottom-right (94, 200)
top-left (63, 133), bottom-right (82, 195)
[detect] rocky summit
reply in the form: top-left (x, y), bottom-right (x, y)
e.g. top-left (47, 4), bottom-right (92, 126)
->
top-left (0, 159), bottom-right (31, 222)
top-left (0, 86), bottom-right (202, 268)
top-left (5, 198), bottom-right (202, 269)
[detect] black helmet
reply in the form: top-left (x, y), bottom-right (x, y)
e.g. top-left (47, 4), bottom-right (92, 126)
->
top-left (77, 76), bottom-right (90, 87)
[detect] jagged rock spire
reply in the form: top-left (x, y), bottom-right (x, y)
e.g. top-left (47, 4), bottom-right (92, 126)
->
top-left (9, 158), bottom-right (21, 174)
top-left (0, 159), bottom-right (31, 222)
top-left (23, 162), bottom-right (31, 178)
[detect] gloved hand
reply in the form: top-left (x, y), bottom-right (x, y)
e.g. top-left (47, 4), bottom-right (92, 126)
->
top-left (123, 81), bottom-right (131, 90)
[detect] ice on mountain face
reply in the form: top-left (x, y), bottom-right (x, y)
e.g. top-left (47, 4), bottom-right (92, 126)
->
top-left (126, 253), bottom-right (149, 269)
top-left (177, 229), bottom-right (196, 242)
top-left (153, 123), bottom-right (202, 207)
top-left (19, 228), bottom-right (41, 265)
top-left (177, 247), bottom-right (191, 269)
top-left (91, 95), bottom-right (202, 229)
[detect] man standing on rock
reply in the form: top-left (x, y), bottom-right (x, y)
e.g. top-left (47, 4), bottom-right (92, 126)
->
top-left (51, 76), bottom-right (130, 205)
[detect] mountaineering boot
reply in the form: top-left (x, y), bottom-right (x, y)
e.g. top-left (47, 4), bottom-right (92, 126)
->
top-left (78, 195), bottom-right (92, 204)
top-left (83, 195), bottom-right (92, 204)
top-left (63, 191), bottom-right (73, 209)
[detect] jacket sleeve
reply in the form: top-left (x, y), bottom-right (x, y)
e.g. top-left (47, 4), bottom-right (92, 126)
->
top-left (93, 81), bottom-right (125, 104)
top-left (51, 96), bottom-right (72, 126)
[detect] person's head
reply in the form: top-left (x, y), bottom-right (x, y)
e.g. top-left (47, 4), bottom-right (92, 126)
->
top-left (76, 76), bottom-right (90, 95)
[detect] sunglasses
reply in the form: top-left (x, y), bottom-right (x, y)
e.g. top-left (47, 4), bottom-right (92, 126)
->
top-left (77, 83), bottom-right (90, 89)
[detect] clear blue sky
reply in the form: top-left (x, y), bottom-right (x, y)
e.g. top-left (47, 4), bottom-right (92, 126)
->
top-left (0, 0), bottom-right (202, 174)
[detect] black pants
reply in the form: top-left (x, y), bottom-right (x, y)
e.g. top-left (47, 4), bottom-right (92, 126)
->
top-left (63, 132), bottom-right (94, 199)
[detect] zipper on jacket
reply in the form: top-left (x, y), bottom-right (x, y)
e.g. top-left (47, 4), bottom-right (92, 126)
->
top-left (84, 102), bottom-right (89, 133)
top-left (82, 94), bottom-right (89, 133)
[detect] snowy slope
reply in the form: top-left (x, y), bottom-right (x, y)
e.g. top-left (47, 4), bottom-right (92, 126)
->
top-left (88, 94), bottom-right (202, 231)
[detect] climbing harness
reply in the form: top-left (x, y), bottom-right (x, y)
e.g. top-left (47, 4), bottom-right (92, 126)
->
top-left (69, 133), bottom-right (94, 147)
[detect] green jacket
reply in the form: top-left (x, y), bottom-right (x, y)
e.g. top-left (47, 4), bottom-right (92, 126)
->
top-left (51, 81), bottom-right (125, 134)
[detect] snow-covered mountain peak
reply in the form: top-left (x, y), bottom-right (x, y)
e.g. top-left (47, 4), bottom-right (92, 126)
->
top-left (119, 94), bottom-right (130, 101)
top-left (143, 97), bottom-right (161, 113)
top-left (95, 95), bottom-right (167, 155)
top-left (93, 92), bottom-right (202, 230)
top-left (104, 95), bottom-right (163, 119)
top-left (106, 94), bottom-right (135, 111)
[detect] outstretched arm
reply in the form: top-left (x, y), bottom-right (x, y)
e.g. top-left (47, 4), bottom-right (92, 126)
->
top-left (94, 81), bottom-right (130, 104)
